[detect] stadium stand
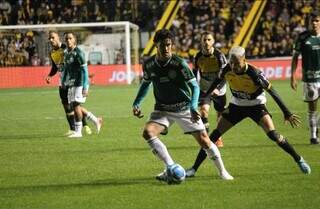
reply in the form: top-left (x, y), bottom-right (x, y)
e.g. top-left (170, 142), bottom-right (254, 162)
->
top-left (1, 0), bottom-right (319, 66)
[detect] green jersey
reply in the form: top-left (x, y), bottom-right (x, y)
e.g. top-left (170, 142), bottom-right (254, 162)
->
top-left (142, 54), bottom-right (196, 112)
top-left (62, 46), bottom-right (89, 88)
top-left (294, 31), bottom-right (320, 82)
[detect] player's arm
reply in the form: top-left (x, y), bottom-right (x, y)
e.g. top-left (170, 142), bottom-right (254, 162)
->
top-left (187, 78), bottom-right (201, 122)
top-left (290, 52), bottom-right (299, 91)
top-left (45, 59), bottom-right (58, 84)
top-left (132, 79), bottom-right (151, 118)
top-left (215, 51), bottom-right (228, 93)
top-left (255, 70), bottom-right (301, 127)
top-left (77, 49), bottom-right (89, 95)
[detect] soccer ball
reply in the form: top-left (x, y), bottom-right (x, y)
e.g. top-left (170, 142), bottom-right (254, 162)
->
top-left (166, 164), bottom-right (186, 184)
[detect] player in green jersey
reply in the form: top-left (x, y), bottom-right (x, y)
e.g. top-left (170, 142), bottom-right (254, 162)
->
top-left (291, 11), bottom-right (320, 144)
top-left (62, 32), bottom-right (102, 138)
top-left (132, 29), bottom-right (233, 183)
top-left (45, 31), bottom-right (92, 136)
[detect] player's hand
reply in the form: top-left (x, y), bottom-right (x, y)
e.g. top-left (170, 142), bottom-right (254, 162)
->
top-left (190, 109), bottom-right (201, 123)
top-left (290, 76), bottom-right (297, 91)
top-left (82, 89), bottom-right (88, 97)
top-left (133, 106), bottom-right (144, 118)
top-left (211, 88), bottom-right (220, 97)
top-left (45, 76), bottom-right (52, 84)
top-left (285, 114), bottom-right (301, 128)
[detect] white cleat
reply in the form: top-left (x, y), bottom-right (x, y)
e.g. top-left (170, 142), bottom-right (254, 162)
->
top-left (220, 171), bottom-right (234, 180)
top-left (64, 130), bottom-right (75, 136)
top-left (68, 132), bottom-right (82, 138)
top-left (185, 168), bottom-right (196, 178)
top-left (96, 117), bottom-right (103, 134)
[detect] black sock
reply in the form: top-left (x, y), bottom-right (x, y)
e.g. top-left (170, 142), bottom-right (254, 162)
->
top-left (67, 114), bottom-right (75, 131)
top-left (82, 117), bottom-right (88, 126)
top-left (209, 129), bottom-right (222, 143)
top-left (192, 148), bottom-right (207, 171)
top-left (278, 139), bottom-right (301, 162)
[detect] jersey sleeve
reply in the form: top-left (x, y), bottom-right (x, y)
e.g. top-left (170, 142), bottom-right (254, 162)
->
top-left (48, 58), bottom-right (58, 76)
top-left (142, 63), bottom-right (151, 82)
top-left (76, 48), bottom-right (86, 66)
top-left (181, 59), bottom-right (195, 81)
top-left (248, 66), bottom-right (271, 90)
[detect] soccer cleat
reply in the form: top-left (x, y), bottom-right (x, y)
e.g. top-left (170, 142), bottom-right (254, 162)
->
top-left (219, 170), bottom-right (234, 180)
top-left (155, 170), bottom-right (168, 182)
top-left (185, 168), bottom-right (196, 178)
top-left (96, 117), bottom-right (103, 134)
top-left (297, 157), bottom-right (311, 174)
top-left (64, 130), bottom-right (75, 136)
top-left (310, 138), bottom-right (319, 145)
top-left (83, 125), bottom-right (92, 135)
top-left (68, 132), bottom-right (82, 138)
top-left (215, 137), bottom-right (224, 148)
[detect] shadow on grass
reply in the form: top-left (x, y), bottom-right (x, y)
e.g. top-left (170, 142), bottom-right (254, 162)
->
top-left (0, 133), bottom-right (63, 141)
top-left (0, 177), bottom-right (168, 194)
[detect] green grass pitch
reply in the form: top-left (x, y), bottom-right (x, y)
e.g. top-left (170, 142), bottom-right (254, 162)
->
top-left (0, 80), bottom-right (319, 209)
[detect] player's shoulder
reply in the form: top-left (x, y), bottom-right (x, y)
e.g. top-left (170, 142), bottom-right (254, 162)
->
top-left (213, 48), bottom-right (225, 57)
top-left (142, 55), bottom-right (156, 70)
top-left (297, 30), bottom-right (312, 42)
top-left (194, 51), bottom-right (203, 59)
top-left (246, 63), bottom-right (262, 75)
top-left (171, 54), bottom-right (189, 68)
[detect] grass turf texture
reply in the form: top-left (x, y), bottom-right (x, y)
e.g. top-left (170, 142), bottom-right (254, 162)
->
top-left (0, 80), bottom-right (319, 209)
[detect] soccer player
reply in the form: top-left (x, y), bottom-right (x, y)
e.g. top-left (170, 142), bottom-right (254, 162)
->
top-left (45, 31), bottom-right (92, 136)
top-left (62, 32), bottom-right (102, 138)
top-left (132, 29), bottom-right (233, 182)
top-left (291, 11), bottom-right (320, 145)
top-left (185, 31), bottom-right (227, 177)
top-left (195, 46), bottom-right (311, 176)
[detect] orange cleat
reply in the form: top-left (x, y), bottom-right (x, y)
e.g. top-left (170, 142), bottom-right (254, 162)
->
top-left (215, 137), bottom-right (224, 148)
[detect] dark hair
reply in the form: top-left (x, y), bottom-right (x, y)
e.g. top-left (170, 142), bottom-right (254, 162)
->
top-left (311, 10), bottom-right (320, 18)
top-left (153, 29), bottom-right (174, 44)
top-left (64, 31), bottom-right (77, 41)
top-left (201, 31), bottom-right (213, 38)
top-left (48, 30), bottom-right (59, 36)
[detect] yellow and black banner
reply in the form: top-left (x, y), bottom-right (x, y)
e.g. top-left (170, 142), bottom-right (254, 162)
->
top-left (232, 0), bottom-right (267, 48)
top-left (142, 0), bottom-right (180, 57)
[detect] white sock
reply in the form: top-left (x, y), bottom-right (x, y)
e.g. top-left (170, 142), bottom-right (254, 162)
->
top-left (86, 112), bottom-right (98, 125)
top-left (75, 121), bottom-right (82, 134)
top-left (308, 111), bottom-right (317, 139)
top-left (147, 137), bottom-right (174, 167)
top-left (205, 142), bottom-right (227, 173)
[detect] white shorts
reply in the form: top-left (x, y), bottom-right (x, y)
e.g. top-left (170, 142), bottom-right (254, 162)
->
top-left (148, 110), bottom-right (206, 134)
top-left (68, 86), bottom-right (86, 104)
top-left (303, 82), bottom-right (320, 102)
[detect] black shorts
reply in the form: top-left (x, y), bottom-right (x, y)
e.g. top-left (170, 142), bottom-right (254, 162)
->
top-left (222, 103), bottom-right (270, 125)
top-left (59, 86), bottom-right (69, 105)
top-left (199, 91), bottom-right (226, 112)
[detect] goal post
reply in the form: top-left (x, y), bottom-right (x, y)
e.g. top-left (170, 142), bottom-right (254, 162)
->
top-left (0, 21), bottom-right (140, 87)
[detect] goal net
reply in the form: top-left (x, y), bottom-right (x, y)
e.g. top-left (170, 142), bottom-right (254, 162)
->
top-left (0, 22), bottom-right (140, 88)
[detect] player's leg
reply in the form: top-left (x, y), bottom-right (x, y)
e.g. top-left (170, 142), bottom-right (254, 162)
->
top-left (82, 107), bottom-right (102, 134)
top-left (59, 86), bottom-right (75, 135)
top-left (303, 82), bottom-right (319, 144)
top-left (143, 111), bottom-right (176, 182)
top-left (67, 86), bottom-right (85, 138)
top-left (186, 104), bottom-right (242, 177)
top-left (81, 115), bottom-right (92, 135)
top-left (191, 130), bottom-right (233, 180)
top-left (257, 108), bottom-right (311, 174)
top-left (307, 100), bottom-right (318, 144)
top-left (212, 94), bottom-right (227, 148)
top-left (173, 110), bottom-right (233, 180)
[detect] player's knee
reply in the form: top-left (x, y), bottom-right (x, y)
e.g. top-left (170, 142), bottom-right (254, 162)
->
top-left (209, 129), bottom-right (221, 143)
top-left (267, 130), bottom-right (284, 143)
top-left (142, 128), bottom-right (155, 140)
